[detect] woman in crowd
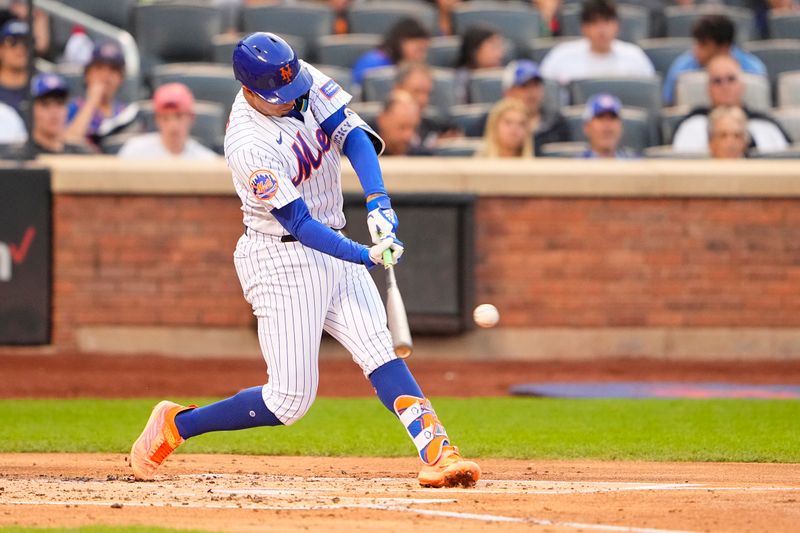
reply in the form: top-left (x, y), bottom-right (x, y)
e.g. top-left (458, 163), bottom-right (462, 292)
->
top-left (476, 97), bottom-right (534, 158)
top-left (454, 25), bottom-right (505, 104)
top-left (352, 17), bottom-right (431, 85)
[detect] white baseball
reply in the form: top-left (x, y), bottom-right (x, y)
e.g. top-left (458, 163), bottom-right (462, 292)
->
top-left (473, 304), bottom-right (499, 328)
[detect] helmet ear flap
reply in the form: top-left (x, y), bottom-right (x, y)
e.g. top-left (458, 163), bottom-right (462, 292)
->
top-left (294, 92), bottom-right (310, 113)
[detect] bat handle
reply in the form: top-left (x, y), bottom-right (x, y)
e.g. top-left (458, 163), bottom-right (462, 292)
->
top-left (382, 248), bottom-right (394, 269)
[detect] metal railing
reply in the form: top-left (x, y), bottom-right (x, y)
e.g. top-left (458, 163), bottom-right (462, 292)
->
top-left (33, 0), bottom-right (140, 81)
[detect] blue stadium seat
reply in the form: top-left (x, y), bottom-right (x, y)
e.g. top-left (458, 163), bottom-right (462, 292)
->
top-left (768, 12), bottom-right (800, 39)
top-left (467, 69), bottom-right (561, 112)
top-left (431, 138), bottom-right (483, 157)
top-left (63, 0), bottom-right (136, 30)
top-left (452, 1), bottom-right (540, 57)
top-left (151, 63), bottom-right (240, 118)
top-left (427, 36), bottom-right (460, 68)
top-left (569, 77), bottom-right (663, 114)
top-left (778, 71), bottom-right (800, 107)
top-left (559, 3), bottom-right (651, 42)
top-left (134, 3), bottom-right (223, 78)
top-left (347, 2), bottom-right (437, 36)
top-left (313, 65), bottom-right (355, 96)
top-left (744, 40), bottom-right (800, 104)
top-left (664, 5), bottom-right (753, 42)
top-left (241, 3), bottom-right (334, 62)
top-left (528, 37), bottom-right (579, 63)
top-left (317, 34), bottom-right (382, 69)
top-left (362, 66), bottom-right (397, 103)
top-left (449, 103), bottom-right (491, 138)
top-left (775, 107), bottom-right (800, 145)
top-left (539, 141), bottom-right (586, 158)
top-left (639, 38), bottom-right (694, 77)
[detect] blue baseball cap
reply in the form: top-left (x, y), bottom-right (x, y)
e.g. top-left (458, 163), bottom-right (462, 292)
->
top-left (502, 59), bottom-right (542, 91)
top-left (0, 20), bottom-right (29, 39)
top-left (31, 73), bottom-right (69, 99)
top-left (583, 93), bottom-right (622, 122)
top-left (87, 41), bottom-right (125, 70)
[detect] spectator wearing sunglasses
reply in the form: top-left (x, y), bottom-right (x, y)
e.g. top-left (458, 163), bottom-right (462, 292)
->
top-left (662, 14), bottom-right (766, 106)
top-left (672, 55), bottom-right (790, 154)
top-left (0, 20), bottom-right (29, 113)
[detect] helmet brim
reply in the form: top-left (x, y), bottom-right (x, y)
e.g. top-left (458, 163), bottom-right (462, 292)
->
top-left (251, 65), bottom-right (313, 104)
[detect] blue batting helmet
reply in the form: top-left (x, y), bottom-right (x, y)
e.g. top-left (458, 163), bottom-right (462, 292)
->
top-left (232, 32), bottom-right (313, 104)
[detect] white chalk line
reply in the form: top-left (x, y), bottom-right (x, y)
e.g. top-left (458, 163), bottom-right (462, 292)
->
top-left (1, 499), bottom-right (698, 532)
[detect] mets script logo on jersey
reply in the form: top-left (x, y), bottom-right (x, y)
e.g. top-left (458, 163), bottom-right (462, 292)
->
top-left (249, 169), bottom-right (279, 201)
top-left (291, 129), bottom-right (332, 185)
top-left (320, 79), bottom-right (340, 99)
top-left (280, 65), bottom-right (293, 82)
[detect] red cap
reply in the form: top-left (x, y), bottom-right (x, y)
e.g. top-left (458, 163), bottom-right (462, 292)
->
top-left (153, 83), bottom-right (195, 114)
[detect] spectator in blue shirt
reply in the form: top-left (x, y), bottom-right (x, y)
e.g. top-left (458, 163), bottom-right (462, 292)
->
top-left (580, 93), bottom-right (633, 159)
top-left (351, 17), bottom-right (431, 86)
top-left (65, 41), bottom-right (138, 149)
top-left (0, 20), bottom-right (29, 113)
top-left (663, 14), bottom-right (767, 106)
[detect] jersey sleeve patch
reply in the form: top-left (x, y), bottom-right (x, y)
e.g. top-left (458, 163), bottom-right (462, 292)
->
top-left (249, 169), bottom-right (280, 201)
top-left (320, 79), bottom-right (341, 99)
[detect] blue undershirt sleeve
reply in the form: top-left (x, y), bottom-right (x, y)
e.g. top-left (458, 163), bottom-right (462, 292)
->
top-left (272, 197), bottom-right (372, 266)
top-left (321, 106), bottom-right (386, 197)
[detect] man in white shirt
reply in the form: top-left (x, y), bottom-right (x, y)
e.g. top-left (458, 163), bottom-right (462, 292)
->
top-left (118, 83), bottom-right (218, 160)
top-left (672, 55), bottom-right (791, 154)
top-left (540, 0), bottom-right (655, 85)
top-left (0, 100), bottom-right (25, 145)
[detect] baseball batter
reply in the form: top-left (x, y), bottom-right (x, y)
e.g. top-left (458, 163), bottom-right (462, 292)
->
top-left (129, 32), bottom-right (480, 488)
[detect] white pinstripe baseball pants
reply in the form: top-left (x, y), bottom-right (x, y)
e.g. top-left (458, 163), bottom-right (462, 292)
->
top-left (234, 230), bottom-right (397, 425)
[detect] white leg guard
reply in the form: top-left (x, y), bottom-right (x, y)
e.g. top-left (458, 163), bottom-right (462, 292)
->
top-left (393, 395), bottom-right (449, 465)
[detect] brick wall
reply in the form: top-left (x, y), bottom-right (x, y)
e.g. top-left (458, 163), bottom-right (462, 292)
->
top-left (53, 195), bottom-right (252, 348)
top-left (51, 194), bottom-right (800, 349)
top-left (476, 198), bottom-right (800, 328)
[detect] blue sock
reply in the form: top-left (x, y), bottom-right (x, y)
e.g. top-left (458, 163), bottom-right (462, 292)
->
top-left (369, 358), bottom-right (424, 412)
top-left (174, 386), bottom-right (283, 439)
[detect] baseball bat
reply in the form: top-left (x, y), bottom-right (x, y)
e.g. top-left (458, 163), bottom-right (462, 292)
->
top-left (383, 252), bottom-right (413, 358)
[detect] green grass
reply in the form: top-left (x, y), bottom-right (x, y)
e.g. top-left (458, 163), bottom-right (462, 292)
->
top-left (0, 398), bottom-right (798, 462)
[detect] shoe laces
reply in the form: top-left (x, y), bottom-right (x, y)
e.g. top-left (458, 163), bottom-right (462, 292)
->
top-left (437, 445), bottom-right (463, 467)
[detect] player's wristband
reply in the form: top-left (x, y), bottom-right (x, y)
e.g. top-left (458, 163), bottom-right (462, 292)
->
top-left (366, 194), bottom-right (391, 212)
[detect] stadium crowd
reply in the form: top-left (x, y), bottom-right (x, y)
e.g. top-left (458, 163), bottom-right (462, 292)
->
top-left (0, 0), bottom-right (798, 160)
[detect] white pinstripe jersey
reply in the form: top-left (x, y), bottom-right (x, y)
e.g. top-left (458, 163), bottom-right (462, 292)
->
top-left (225, 62), bottom-right (352, 236)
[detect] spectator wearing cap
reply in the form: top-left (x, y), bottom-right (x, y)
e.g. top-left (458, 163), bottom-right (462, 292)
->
top-left (540, 0), bottom-right (654, 86)
top-left (118, 83), bottom-right (218, 160)
top-left (476, 97), bottom-right (533, 158)
top-left (708, 106), bottom-right (749, 159)
top-left (672, 55), bottom-right (790, 154)
top-left (26, 73), bottom-right (90, 156)
top-left (500, 59), bottom-right (570, 155)
top-left (352, 18), bottom-right (431, 86)
top-left (65, 41), bottom-right (137, 148)
top-left (580, 93), bottom-right (633, 159)
top-left (392, 62), bottom-right (460, 151)
top-left (662, 14), bottom-right (767, 106)
top-left (0, 1), bottom-right (49, 55)
top-left (0, 20), bottom-right (29, 112)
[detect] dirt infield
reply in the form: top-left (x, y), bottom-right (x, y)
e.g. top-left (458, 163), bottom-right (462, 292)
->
top-left (1, 454), bottom-right (799, 532)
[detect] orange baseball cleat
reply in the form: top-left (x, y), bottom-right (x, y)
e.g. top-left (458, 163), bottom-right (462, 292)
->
top-left (417, 445), bottom-right (481, 488)
top-left (129, 400), bottom-right (195, 481)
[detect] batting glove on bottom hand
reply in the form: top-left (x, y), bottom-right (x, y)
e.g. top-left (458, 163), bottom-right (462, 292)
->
top-left (361, 236), bottom-right (404, 269)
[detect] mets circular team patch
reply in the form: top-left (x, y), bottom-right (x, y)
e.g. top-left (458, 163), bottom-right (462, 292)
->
top-left (249, 169), bottom-right (279, 200)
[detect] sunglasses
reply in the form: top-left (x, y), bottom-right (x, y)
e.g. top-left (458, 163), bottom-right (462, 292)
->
top-left (1, 36), bottom-right (26, 47)
top-left (710, 74), bottom-right (738, 85)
